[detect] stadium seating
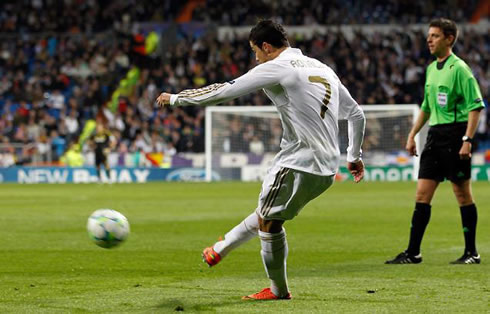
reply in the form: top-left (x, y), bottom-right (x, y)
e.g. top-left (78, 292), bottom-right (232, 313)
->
top-left (0, 0), bottom-right (488, 165)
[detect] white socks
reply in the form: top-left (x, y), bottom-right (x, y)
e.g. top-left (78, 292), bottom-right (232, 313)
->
top-left (259, 229), bottom-right (289, 298)
top-left (213, 212), bottom-right (259, 257)
top-left (212, 213), bottom-right (290, 298)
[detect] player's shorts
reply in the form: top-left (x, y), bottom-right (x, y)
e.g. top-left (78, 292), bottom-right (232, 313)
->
top-left (256, 164), bottom-right (334, 221)
top-left (418, 122), bottom-right (471, 182)
top-left (95, 151), bottom-right (107, 166)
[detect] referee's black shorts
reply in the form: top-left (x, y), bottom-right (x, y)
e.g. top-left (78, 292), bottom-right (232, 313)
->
top-left (418, 122), bottom-right (471, 183)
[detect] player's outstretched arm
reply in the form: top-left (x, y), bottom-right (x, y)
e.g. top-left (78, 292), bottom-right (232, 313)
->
top-left (156, 62), bottom-right (283, 108)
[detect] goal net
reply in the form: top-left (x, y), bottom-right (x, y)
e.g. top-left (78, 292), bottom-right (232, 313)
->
top-left (205, 105), bottom-right (420, 182)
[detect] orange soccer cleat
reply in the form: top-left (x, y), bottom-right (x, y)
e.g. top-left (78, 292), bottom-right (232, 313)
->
top-left (202, 246), bottom-right (222, 267)
top-left (242, 288), bottom-right (292, 300)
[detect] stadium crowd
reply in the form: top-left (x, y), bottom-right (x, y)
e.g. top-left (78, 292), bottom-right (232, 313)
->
top-left (1, 0), bottom-right (480, 34)
top-left (0, 0), bottom-right (183, 33)
top-left (0, 0), bottom-right (488, 166)
top-left (196, 0), bottom-right (482, 25)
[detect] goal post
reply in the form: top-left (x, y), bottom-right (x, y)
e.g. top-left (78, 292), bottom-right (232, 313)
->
top-left (205, 105), bottom-right (420, 182)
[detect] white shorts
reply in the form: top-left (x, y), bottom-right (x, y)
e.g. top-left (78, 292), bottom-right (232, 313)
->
top-left (256, 164), bottom-right (334, 221)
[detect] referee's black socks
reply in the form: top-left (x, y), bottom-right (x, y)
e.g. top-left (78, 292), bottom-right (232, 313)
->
top-left (459, 204), bottom-right (478, 255)
top-left (407, 202), bottom-right (432, 256)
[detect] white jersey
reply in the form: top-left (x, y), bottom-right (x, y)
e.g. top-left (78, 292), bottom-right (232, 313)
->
top-left (170, 47), bottom-right (365, 176)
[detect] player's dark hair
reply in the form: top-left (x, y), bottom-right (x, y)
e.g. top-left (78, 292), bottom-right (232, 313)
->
top-left (429, 18), bottom-right (458, 46)
top-left (249, 19), bottom-right (289, 49)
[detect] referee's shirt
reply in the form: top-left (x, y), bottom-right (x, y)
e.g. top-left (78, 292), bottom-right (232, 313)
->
top-left (421, 53), bottom-right (484, 125)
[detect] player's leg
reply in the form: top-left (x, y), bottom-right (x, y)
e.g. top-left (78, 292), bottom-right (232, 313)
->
top-left (95, 163), bottom-right (102, 181)
top-left (257, 218), bottom-right (290, 299)
top-left (206, 212), bottom-right (259, 262)
top-left (95, 152), bottom-right (103, 181)
top-left (203, 165), bottom-right (287, 267)
top-left (450, 179), bottom-right (480, 264)
top-left (243, 218), bottom-right (291, 300)
top-left (103, 159), bottom-right (110, 183)
top-left (244, 168), bottom-right (333, 300)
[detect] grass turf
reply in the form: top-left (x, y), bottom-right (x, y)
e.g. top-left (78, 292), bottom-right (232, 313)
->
top-left (0, 181), bottom-right (488, 313)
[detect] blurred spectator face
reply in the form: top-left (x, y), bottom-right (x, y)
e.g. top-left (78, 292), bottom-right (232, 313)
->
top-left (427, 27), bottom-right (453, 57)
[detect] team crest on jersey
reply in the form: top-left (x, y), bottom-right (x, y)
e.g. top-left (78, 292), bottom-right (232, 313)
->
top-left (437, 92), bottom-right (447, 107)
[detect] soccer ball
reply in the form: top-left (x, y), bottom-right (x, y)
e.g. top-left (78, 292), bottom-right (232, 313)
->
top-left (87, 209), bottom-right (130, 248)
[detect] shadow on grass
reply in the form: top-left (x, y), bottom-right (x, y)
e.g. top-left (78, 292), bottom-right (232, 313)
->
top-left (155, 298), bottom-right (245, 312)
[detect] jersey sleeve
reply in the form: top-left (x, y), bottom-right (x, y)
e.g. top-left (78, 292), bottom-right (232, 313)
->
top-left (458, 65), bottom-right (485, 111)
top-left (337, 82), bottom-right (365, 162)
top-left (172, 62), bottom-right (283, 106)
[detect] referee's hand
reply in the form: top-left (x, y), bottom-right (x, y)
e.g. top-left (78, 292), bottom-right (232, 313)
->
top-left (406, 137), bottom-right (417, 156)
top-left (459, 142), bottom-right (472, 160)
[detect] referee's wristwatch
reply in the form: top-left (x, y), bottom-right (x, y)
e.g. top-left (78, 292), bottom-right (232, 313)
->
top-left (462, 135), bottom-right (473, 144)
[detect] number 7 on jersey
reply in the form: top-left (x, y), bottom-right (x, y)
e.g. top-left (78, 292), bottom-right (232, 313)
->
top-left (308, 76), bottom-right (331, 119)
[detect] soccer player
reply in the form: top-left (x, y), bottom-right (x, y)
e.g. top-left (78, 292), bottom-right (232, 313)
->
top-left (157, 20), bottom-right (366, 300)
top-left (91, 123), bottom-right (114, 182)
top-left (386, 18), bottom-right (484, 265)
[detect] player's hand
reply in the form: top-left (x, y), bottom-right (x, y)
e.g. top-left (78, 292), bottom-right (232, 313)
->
top-left (459, 142), bottom-right (472, 160)
top-left (156, 92), bottom-right (171, 108)
top-left (406, 137), bottom-right (417, 156)
top-left (347, 160), bottom-right (364, 183)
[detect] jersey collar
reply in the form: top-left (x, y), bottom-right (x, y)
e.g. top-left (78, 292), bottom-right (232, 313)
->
top-left (436, 53), bottom-right (453, 70)
top-left (277, 47), bottom-right (303, 59)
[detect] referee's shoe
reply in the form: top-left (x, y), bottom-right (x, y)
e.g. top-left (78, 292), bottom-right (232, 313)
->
top-left (450, 252), bottom-right (481, 264)
top-left (385, 251), bottom-right (422, 264)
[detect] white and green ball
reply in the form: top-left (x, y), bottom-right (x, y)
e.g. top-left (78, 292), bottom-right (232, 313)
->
top-left (87, 209), bottom-right (130, 248)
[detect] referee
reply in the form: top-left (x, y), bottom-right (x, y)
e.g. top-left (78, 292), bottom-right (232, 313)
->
top-left (386, 18), bottom-right (484, 264)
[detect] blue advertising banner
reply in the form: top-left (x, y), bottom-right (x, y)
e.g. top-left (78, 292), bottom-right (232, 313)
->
top-left (0, 167), bottom-right (213, 184)
top-left (0, 166), bottom-right (488, 183)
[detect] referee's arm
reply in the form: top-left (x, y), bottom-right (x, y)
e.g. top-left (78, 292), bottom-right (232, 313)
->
top-left (459, 109), bottom-right (482, 159)
top-left (406, 110), bottom-right (430, 156)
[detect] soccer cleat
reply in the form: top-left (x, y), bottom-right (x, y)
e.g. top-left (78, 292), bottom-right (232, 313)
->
top-left (242, 288), bottom-right (292, 300)
top-left (385, 251), bottom-right (422, 264)
top-left (450, 252), bottom-right (481, 264)
top-left (202, 246), bottom-right (221, 267)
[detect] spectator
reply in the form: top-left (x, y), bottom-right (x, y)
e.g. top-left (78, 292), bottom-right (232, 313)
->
top-left (47, 90), bottom-right (65, 110)
top-left (36, 132), bottom-right (51, 163)
top-left (60, 141), bottom-right (84, 167)
top-left (250, 136), bottom-right (265, 155)
top-left (50, 130), bottom-right (66, 161)
top-left (64, 110), bottom-right (79, 143)
top-left (0, 136), bottom-right (16, 167)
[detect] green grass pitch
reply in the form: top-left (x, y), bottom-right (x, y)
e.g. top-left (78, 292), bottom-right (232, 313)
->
top-left (0, 181), bottom-right (488, 313)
